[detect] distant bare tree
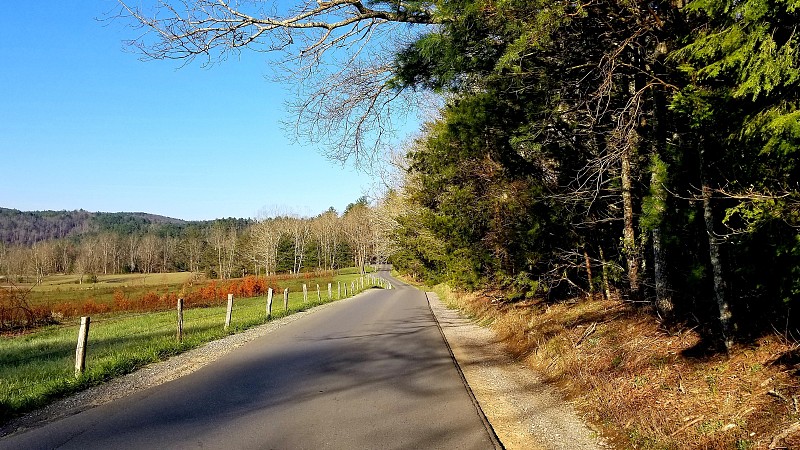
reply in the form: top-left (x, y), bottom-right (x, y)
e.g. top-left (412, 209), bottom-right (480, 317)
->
top-left (342, 202), bottom-right (372, 274)
top-left (161, 235), bottom-right (179, 272)
top-left (127, 234), bottom-right (139, 273)
top-left (30, 241), bottom-right (55, 284)
top-left (98, 233), bottom-right (117, 275)
top-left (251, 218), bottom-right (283, 276)
top-left (209, 223), bottom-right (238, 279)
top-left (371, 192), bottom-right (401, 264)
top-left (183, 230), bottom-right (205, 273)
top-left (76, 240), bottom-right (101, 282)
top-left (311, 209), bottom-right (340, 270)
top-left (5, 246), bottom-right (28, 280)
top-left (209, 223), bottom-right (226, 279)
top-left (223, 227), bottom-right (238, 279)
top-left (0, 242), bottom-right (6, 277)
top-left (284, 217), bottom-right (311, 275)
top-left (137, 234), bottom-right (160, 274)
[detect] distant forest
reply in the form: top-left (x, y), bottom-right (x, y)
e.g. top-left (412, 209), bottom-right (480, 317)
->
top-left (0, 208), bottom-right (187, 247)
top-left (0, 201), bottom-right (392, 280)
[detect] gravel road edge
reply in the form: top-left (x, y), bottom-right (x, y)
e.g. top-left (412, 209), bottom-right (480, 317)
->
top-left (425, 291), bottom-right (607, 450)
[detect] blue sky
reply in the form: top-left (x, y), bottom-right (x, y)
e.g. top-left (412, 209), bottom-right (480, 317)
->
top-left (0, 2), bottom-right (416, 221)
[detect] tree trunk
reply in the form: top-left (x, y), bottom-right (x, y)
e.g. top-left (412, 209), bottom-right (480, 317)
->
top-left (652, 225), bottom-right (673, 318)
top-left (621, 143), bottom-right (640, 297)
top-left (649, 75), bottom-right (674, 320)
top-left (702, 184), bottom-right (733, 351)
top-left (584, 248), bottom-right (594, 300)
top-left (599, 246), bottom-right (612, 300)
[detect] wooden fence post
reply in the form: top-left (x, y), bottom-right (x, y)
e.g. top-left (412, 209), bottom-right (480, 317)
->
top-left (225, 293), bottom-right (233, 330)
top-left (177, 298), bottom-right (184, 342)
top-left (351, 281), bottom-right (355, 294)
top-left (283, 288), bottom-right (289, 312)
top-left (328, 283), bottom-right (332, 300)
top-left (75, 316), bottom-right (90, 378)
top-left (360, 277), bottom-right (364, 289)
top-left (338, 282), bottom-right (341, 299)
top-left (267, 288), bottom-right (273, 318)
top-left (316, 284), bottom-right (321, 302)
top-left (303, 284), bottom-right (308, 303)
top-left (344, 284), bottom-right (347, 297)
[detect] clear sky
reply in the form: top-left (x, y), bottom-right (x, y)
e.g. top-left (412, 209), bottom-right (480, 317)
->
top-left (0, 2), bottom-right (414, 221)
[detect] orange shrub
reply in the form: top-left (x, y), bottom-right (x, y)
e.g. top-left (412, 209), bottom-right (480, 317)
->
top-left (113, 290), bottom-right (130, 311)
top-left (81, 298), bottom-right (110, 315)
top-left (201, 281), bottom-right (218, 301)
top-left (140, 291), bottom-right (160, 310)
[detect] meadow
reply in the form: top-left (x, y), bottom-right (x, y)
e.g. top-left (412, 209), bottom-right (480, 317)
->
top-left (0, 269), bottom-right (381, 424)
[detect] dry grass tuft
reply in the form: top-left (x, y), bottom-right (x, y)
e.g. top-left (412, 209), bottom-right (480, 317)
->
top-left (439, 286), bottom-right (800, 449)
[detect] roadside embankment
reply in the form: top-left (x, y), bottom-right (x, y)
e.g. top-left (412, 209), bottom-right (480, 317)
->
top-left (427, 291), bottom-right (604, 450)
top-left (431, 284), bottom-right (800, 450)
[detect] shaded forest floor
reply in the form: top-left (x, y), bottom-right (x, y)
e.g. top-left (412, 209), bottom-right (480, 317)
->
top-left (433, 284), bottom-right (800, 449)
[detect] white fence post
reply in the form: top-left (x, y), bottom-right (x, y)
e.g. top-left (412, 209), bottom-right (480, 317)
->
top-left (283, 288), bottom-right (289, 312)
top-left (267, 288), bottom-right (273, 318)
top-left (75, 316), bottom-right (90, 378)
top-left (328, 283), bottom-right (332, 300)
top-left (303, 283), bottom-right (308, 303)
top-left (225, 293), bottom-right (234, 330)
top-left (316, 284), bottom-right (321, 302)
top-left (177, 298), bottom-right (184, 342)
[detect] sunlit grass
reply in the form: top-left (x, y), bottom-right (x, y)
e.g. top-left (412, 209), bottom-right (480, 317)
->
top-left (0, 272), bottom-right (383, 423)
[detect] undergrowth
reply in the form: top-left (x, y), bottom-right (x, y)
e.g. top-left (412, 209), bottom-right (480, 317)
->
top-left (433, 284), bottom-right (800, 449)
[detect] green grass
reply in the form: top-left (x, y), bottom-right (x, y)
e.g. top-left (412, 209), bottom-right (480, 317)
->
top-left (0, 272), bottom-right (383, 424)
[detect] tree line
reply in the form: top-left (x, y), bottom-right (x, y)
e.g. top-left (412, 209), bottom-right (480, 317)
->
top-left (0, 198), bottom-right (393, 282)
top-left (116, 0), bottom-right (799, 351)
top-left (380, 0), bottom-right (800, 351)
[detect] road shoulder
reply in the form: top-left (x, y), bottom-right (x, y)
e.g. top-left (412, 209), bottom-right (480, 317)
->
top-left (426, 291), bottom-right (606, 450)
top-left (0, 294), bottom-right (365, 439)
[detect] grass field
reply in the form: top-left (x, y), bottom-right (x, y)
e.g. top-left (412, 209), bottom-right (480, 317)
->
top-left (2, 268), bottom-right (378, 324)
top-left (0, 271), bottom-right (383, 424)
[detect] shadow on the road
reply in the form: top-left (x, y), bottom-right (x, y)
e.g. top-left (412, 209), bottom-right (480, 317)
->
top-left (1, 286), bottom-right (494, 449)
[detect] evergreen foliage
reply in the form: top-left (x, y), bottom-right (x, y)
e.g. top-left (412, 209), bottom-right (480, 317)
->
top-left (388, 0), bottom-right (800, 348)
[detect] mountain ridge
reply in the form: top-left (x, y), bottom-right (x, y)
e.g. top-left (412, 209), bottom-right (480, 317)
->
top-left (0, 208), bottom-right (191, 246)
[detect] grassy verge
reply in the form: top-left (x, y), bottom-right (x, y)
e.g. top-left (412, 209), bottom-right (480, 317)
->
top-left (426, 282), bottom-right (800, 450)
top-left (0, 272), bottom-right (381, 424)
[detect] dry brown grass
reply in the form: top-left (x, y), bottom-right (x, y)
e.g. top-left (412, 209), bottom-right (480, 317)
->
top-left (435, 285), bottom-right (800, 449)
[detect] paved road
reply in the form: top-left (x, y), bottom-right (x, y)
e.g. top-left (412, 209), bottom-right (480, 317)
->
top-left (1, 273), bottom-right (496, 449)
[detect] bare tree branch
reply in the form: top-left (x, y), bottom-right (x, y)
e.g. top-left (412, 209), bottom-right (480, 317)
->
top-left (114, 0), bottom-right (438, 164)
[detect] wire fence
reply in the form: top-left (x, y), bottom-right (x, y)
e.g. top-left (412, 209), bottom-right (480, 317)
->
top-left (0, 275), bottom-right (391, 420)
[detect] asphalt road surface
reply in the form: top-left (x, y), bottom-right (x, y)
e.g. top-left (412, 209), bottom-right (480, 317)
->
top-left (1, 272), bottom-right (497, 449)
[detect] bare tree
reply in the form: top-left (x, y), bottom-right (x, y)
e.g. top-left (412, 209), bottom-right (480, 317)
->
top-left (0, 242), bottom-right (7, 277)
top-left (283, 216), bottom-right (311, 275)
top-left (98, 233), bottom-right (117, 275)
top-left (371, 192), bottom-right (401, 264)
top-left (76, 239), bottom-right (101, 282)
top-left (342, 202), bottom-right (372, 274)
top-left (311, 209), bottom-right (340, 270)
top-left (251, 218), bottom-right (283, 276)
top-left (30, 241), bottom-right (58, 284)
top-left (137, 234), bottom-right (161, 274)
top-left (5, 246), bottom-right (29, 280)
top-left (127, 234), bottom-right (139, 273)
top-left (183, 229), bottom-right (205, 273)
top-left (115, 0), bottom-right (434, 164)
top-left (209, 223), bottom-right (226, 279)
top-left (223, 227), bottom-right (238, 279)
top-left (161, 235), bottom-right (179, 272)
